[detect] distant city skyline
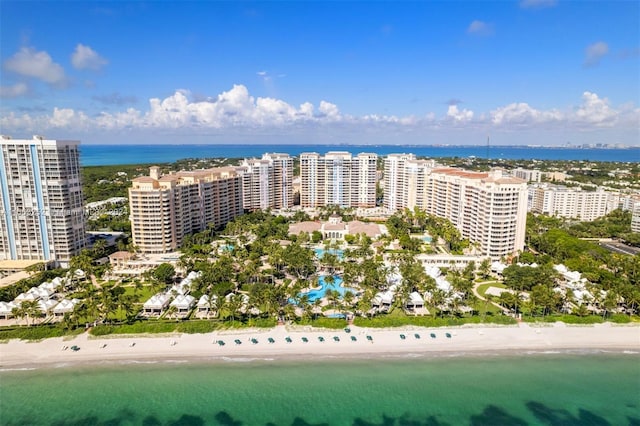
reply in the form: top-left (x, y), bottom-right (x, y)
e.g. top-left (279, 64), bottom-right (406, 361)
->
top-left (1, 1), bottom-right (638, 146)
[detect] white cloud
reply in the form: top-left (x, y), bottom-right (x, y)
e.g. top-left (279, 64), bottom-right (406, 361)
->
top-left (0, 83), bottom-right (28, 98)
top-left (4, 47), bottom-right (66, 85)
top-left (318, 101), bottom-right (340, 119)
top-left (447, 105), bottom-right (474, 122)
top-left (573, 91), bottom-right (617, 127)
top-left (491, 103), bottom-right (562, 126)
top-left (584, 41), bottom-right (609, 67)
top-left (467, 20), bottom-right (493, 36)
top-left (71, 44), bottom-right (108, 71)
top-left (49, 107), bottom-right (91, 128)
top-left (520, 0), bottom-right (557, 9)
top-left (1, 87), bottom-right (637, 144)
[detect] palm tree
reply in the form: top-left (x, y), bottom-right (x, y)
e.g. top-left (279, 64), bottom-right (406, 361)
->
top-left (20, 300), bottom-right (41, 326)
top-left (166, 305), bottom-right (178, 321)
top-left (11, 304), bottom-right (26, 325)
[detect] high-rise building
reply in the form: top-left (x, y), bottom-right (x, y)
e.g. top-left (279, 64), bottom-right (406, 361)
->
top-left (383, 154), bottom-right (437, 211)
top-left (237, 153), bottom-right (293, 211)
top-left (300, 151), bottom-right (377, 208)
top-left (0, 135), bottom-right (86, 267)
top-left (129, 166), bottom-right (243, 253)
top-left (529, 184), bottom-right (609, 221)
top-left (631, 202), bottom-right (640, 233)
top-left (384, 156), bottom-right (528, 258)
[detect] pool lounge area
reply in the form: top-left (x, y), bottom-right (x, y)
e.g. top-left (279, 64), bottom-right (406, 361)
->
top-left (298, 275), bottom-right (356, 303)
top-left (314, 248), bottom-right (344, 260)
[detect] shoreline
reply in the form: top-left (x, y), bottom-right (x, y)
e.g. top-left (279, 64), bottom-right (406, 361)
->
top-left (1, 322), bottom-right (638, 370)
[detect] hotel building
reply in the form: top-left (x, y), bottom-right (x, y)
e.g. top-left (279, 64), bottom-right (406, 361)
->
top-left (300, 151), bottom-right (377, 208)
top-left (129, 166), bottom-right (243, 253)
top-left (237, 153), bottom-right (293, 211)
top-left (0, 136), bottom-right (86, 267)
top-left (529, 184), bottom-right (609, 221)
top-left (384, 156), bottom-right (528, 258)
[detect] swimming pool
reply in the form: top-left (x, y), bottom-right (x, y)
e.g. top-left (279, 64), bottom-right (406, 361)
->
top-left (314, 248), bottom-right (344, 260)
top-left (298, 275), bottom-right (355, 303)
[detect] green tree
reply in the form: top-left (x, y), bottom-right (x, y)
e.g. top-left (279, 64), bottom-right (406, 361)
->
top-left (152, 263), bottom-right (176, 286)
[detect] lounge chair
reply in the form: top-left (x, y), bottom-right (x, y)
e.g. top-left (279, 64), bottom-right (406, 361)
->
top-left (446, 332), bottom-right (452, 338)
top-left (268, 337), bottom-right (275, 344)
top-left (285, 336), bottom-right (292, 343)
top-left (400, 334), bottom-right (406, 340)
top-left (366, 335), bottom-right (373, 342)
top-left (318, 336), bottom-right (325, 342)
top-left (430, 333), bottom-right (436, 339)
top-left (217, 340), bottom-right (225, 346)
top-left (414, 333), bottom-right (421, 339)
top-left (234, 339), bottom-right (242, 345)
top-left (333, 336), bottom-right (340, 342)
top-left (350, 336), bottom-right (357, 342)
top-left (302, 337), bottom-right (309, 343)
top-left (251, 338), bottom-right (258, 344)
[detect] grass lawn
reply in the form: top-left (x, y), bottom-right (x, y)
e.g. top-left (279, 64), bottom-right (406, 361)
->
top-left (122, 284), bottom-right (156, 303)
top-left (471, 299), bottom-right (502, 315)
top-left (476, 281), bottom-right (506, 298)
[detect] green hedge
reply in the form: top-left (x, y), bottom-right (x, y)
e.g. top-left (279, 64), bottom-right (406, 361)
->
top-left (90, 322), bottom-right (177, 336)
top-left (353, 315), bottom-right (517, 328)
top-left (176, 321), bottom-right (221, 334)
top-left (0, 326), bottom-right (83, 341)
top-left (296, 318), bottom-right (348, 329)
top-left (523, 314), bottom-right (633, 325)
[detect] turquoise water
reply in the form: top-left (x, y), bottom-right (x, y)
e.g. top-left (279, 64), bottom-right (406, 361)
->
top-left (79, 144), bottom-right (639, 166)
top-left (314, 248), bottom-right (344, 260)
top-left (301, 276), bottom-right (356, 303)
top-left (1, 353), bottom-right (638, 425)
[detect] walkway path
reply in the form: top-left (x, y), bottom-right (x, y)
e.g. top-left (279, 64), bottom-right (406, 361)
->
top-left (472, 281), bottom-right (511, 314)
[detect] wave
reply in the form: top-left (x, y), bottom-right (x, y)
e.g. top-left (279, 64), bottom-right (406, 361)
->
top-left (0, 367), bottom-right (37, 372)
top-left (221, 357), bottom-right (275, 363)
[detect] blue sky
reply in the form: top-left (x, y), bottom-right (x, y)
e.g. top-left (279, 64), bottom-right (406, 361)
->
top-left (1, 1), bottom-right (638, 146)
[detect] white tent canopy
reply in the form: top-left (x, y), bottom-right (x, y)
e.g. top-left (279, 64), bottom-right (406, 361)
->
top-left (53, 299), bottom-right (80, 316)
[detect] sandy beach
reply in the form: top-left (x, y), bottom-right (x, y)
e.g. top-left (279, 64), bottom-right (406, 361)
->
top-left (1, 322), bottom-right (638, 369)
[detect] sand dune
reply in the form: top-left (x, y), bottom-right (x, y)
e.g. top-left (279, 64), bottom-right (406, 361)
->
top-left (1, 322), bottom-right (638, 368)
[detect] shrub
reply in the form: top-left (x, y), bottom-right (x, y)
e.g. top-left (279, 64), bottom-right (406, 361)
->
top-left (0, 325), bottom-right (82, 341)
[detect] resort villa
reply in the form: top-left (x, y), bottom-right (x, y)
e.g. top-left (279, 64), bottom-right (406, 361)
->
top-left (288, 214), bottom-right (387, 240)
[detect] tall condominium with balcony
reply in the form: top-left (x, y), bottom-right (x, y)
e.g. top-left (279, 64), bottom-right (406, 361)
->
top-left (300, 151), bottom-right (377, 208)
top-left (529, 184), bottom-right (610, 221)
top-left (237, 153), bottom-right (293, 211)
top-left (383, 154), bottom-right (438, 211)
top-left (0, 136), bottom-right (86, 267)
top-left (129, 166), bottom-right (243, 253)
top-left (384, 156), bottom-right (528, 258)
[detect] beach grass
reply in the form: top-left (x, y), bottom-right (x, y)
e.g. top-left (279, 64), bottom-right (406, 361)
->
top-left (0, 325), bottom-right (84, 341)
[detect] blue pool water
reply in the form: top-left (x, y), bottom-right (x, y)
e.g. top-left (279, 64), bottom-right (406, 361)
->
top-left (314, 248), bottom-right (344, 259)
top-left (299, 276), bottom-right (356, 303)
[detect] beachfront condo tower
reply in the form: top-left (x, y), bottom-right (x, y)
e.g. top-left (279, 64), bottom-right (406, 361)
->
top-left (384, 155), bottom-right (528, 259)
top-left (300, 151), bottom-right (377, 208)
top-left (237, 153), bottom-right (293, 211)
top-left (129, 166), bottom-right (243, 253)
top-left (0, 135), bottom-right (86, 268)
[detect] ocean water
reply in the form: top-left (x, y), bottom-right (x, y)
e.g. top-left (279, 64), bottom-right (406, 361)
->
top-left (79, 144), bottom-right (639, 166)
top-left (1, 352), bottom-right (638, 425)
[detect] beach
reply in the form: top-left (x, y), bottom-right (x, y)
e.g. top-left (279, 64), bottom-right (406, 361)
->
top-left (2, 322), bottom-right (638, 369)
